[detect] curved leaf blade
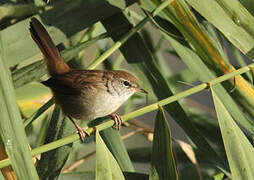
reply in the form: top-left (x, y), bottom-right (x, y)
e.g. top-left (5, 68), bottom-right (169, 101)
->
top-left (0, 31), bottom-right (39, 179)
top-left (100, 128), bottom-right (134, 172)
top-left (212, 88), bottom-right (254, 179)
top-left (96, 130), bottom-right (125, 180)
top-left (186, 0), bottom-right (254, 57)
top-left (149, 107), bottom-right (178, 180)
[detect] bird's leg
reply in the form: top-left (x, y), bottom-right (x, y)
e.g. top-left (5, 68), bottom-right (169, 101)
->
top-left (110, 113), bottom-right (123, 130)
top-left (68, 116), bottom-right (89, 142)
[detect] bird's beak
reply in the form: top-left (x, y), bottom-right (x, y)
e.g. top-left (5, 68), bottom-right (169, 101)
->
top-left (136, 88), bottom-right (148, 94)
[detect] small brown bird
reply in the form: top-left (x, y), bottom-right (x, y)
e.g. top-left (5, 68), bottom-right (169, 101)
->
top-left (29, 17), bottom-right (147, 142)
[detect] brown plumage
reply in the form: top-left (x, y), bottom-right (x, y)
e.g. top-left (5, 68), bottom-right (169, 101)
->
top-left (29, 17), bottom-right (71, 76)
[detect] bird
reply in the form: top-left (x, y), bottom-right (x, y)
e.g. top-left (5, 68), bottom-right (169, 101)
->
top-left (29, 17), bottom-right (147, 142)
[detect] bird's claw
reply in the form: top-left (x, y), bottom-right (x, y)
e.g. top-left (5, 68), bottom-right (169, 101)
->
top-left (111, 113), bottom-right (123, 130)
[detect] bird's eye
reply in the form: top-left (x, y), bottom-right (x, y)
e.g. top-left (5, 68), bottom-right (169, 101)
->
top-left (123, 80), bottom-right (131, 87)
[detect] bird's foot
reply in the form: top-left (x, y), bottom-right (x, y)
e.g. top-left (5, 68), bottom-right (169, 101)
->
top-left (76, 126), bottom-right (90, 143)
top-left (110, 113), bottom-right (123, 130)
top-left (69, 116), bottom-right (90, 142)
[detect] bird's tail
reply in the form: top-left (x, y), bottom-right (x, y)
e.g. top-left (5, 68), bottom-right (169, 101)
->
top-left (29, 17), bottom-right (71, 76)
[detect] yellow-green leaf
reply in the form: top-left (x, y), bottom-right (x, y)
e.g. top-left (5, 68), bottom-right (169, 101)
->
top-left (96, 130), bottom-right (124, 180)
top-left (212, 88), bottom-right (254, 179)
top-left (186, 0), bottom-right (254, 57)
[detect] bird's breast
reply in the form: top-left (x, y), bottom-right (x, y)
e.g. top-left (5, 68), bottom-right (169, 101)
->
top-left (53, 86), bottom-right (134, 121)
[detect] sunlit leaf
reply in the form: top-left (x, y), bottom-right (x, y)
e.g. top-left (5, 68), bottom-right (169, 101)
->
top-left (0, 30), bottom-right (39, 179)
top-left (186, 0), bottom-right (254, 58)
top-left (100, 128), bottom-right (134, 172)
top-left (106, 0), bottom-right (126, 9)
top-left (212, 88), bottom-right (254, 179)
top-left (96, 130), bottom-right (125, 180)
